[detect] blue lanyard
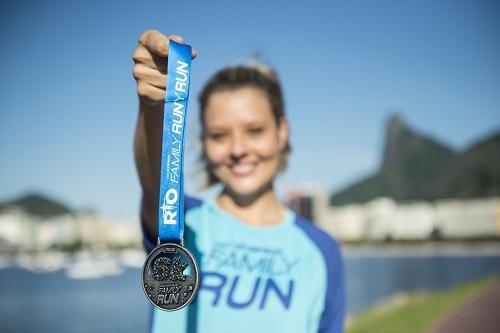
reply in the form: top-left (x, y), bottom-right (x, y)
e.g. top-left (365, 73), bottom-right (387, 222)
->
top-left (158, 40), bottom-right (192, 243)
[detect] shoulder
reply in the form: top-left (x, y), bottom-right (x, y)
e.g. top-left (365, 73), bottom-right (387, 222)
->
top-left (293, 215), bottom-right (342, 265)
top-left (292, 214), bottom-right (343, 294)
top-left (185, 195), bottom-right (202, 211)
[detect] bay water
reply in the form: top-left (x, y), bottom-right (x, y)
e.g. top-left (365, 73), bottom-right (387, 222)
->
top-left (1, 247), bottom-right (500, 332)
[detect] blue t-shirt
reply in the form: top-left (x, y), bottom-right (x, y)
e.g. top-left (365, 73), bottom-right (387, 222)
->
top-left (142, 197), bottom-right (345, 333)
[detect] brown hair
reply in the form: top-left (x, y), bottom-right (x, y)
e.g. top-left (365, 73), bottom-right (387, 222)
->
top-left (198, 65), bottom-right (291, 185)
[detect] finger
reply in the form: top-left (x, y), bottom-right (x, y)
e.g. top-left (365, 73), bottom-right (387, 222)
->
top-left (137, 30), bottom-right (197, 63)
top-left (168, 34), bottom-right (186, 44)
top-left (133, 63), bottom-right (167, 89)
top-left (137, 81), bottom-right (166, 105)
top-left (133, 44), bottom-right (167, 72)
top-left (139, 29), bottom-right (170, 57)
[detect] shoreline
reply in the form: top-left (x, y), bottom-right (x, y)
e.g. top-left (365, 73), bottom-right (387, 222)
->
top-left (1, 242), bottom-right (499, 271)
top-left (0, 249), bottom-right (146, 277)
top-left (342, 241), bottom-right (500, 257)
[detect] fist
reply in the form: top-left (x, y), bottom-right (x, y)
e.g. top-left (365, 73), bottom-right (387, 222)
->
top-left (132, 30), bottom-right (196, 106)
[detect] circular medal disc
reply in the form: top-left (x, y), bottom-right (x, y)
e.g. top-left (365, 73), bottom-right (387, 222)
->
top-left (142, 243), bottom-right (199, 311)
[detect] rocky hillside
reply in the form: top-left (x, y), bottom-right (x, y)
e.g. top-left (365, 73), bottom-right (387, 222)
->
top-left (330, 115), bottom-right (500, 205)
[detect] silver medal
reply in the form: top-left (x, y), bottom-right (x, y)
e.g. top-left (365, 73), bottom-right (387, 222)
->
top-left (142, 243), bottom-right (199, 311)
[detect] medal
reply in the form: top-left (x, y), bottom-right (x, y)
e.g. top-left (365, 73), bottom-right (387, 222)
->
top-left (142, 40), bottom-right (199, 311)
top-left (142, 242), bottom-right (199, 311)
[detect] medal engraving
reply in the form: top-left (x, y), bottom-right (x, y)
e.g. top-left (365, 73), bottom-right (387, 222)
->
top-left (142, 243), bottom-right (199, 311)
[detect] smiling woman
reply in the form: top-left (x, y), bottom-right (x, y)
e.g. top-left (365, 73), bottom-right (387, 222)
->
top-left (132, 30), bottom-right (345, 333)
top-left (200, 68), bottom-right (290, 226)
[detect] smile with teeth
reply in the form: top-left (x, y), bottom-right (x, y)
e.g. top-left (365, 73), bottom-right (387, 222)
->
top-left (228, 163), bottom-right (257, 176)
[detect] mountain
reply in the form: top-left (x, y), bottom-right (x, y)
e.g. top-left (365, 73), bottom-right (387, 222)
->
top-left (330, 115), bottom-right (500, 205)
top-left (0, 193), bottom-right (73, 218)
top-left (434, 132), bottom-right (500, 199)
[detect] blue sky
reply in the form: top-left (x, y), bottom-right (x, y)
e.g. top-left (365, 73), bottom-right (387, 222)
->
top-left (1, 0), bottom-right (499, 219)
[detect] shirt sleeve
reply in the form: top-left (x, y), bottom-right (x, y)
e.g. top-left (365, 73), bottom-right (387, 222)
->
top-left (317, 237), bottom-right (345, 333)
top-left (295, 216), bottom-right (346, 333)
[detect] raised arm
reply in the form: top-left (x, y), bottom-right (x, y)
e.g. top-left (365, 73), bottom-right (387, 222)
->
top-left (132, 30), bottom-right (196, 241)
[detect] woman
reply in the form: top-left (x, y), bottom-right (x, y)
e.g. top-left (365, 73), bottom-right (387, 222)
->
top-left (133, 30), bottom-right (345, 333)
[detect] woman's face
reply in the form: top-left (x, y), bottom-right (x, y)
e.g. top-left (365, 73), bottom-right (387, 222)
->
top-left (203, 87), bottom-right (288, 198)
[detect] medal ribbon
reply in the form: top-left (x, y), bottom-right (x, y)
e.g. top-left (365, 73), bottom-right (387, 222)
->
top-left (158, 40), bottom-right (192, 243)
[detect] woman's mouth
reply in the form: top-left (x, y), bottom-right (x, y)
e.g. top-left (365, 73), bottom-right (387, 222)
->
top-left (229, 163), bottom-right (256, 177)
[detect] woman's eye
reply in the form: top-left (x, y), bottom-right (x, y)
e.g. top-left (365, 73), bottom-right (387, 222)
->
top-left (248, 127), bottom-right (264, 136)
top-left (208, 133), bottom-right (226, 141)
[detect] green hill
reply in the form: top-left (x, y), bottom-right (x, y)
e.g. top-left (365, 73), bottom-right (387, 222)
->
top-left (435, 132), bottom-right (500, 199)
top-left (330, 115), bottom-right (500, 205)
top-left (0, 193), bottom-right (73, 218)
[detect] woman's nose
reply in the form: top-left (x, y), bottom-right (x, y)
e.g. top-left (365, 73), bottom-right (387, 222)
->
top-left (229, 134), bottom-right (248, 160)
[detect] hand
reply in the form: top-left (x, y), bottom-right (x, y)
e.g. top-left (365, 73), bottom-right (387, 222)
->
top-left (132, 30), bottom-right (197, 106)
